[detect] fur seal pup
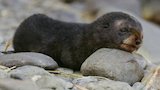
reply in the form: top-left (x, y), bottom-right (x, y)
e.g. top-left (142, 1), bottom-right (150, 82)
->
top-left (13, 12), bottom-right (143, 70)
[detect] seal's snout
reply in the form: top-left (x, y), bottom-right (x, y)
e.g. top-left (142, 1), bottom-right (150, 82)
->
top-left (134, 30), bottom-right (143, 46)
top-left (120, 33), bottom-right (142, 52)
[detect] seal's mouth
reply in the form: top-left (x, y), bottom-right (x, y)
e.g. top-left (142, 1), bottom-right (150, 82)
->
top-left (119, 33), bottom-right (142, 52)
top-left (120, 43), bottom-right (139, 52)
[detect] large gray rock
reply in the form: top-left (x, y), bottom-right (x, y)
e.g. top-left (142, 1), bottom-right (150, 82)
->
top-left (0, 52), bottom-right (58, 69)
top-left (9, 65), bottom-right (52, 80)
top-left (73, 76), bottom-right (134, 90)
top-left (81, 48), bottom-right (144, 85)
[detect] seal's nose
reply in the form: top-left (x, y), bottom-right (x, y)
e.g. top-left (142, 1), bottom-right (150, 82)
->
top-left (135, 39), bottom-right (141, 45)
top-left (134, 32), bottom-right (143, 46)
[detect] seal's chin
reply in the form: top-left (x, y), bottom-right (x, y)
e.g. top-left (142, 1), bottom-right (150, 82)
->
top-left (120, 43), bottom-right (139, 52)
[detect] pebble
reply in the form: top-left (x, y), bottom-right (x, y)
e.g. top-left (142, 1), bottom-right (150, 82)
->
top-left (0, 52), bottom-right (58, 69)
top-left (81, 48), bottom-right (144, 85)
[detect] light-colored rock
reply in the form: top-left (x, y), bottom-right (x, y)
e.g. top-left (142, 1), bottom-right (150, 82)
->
top-left (73, 76), bottom-right (134, 90)
top-left (0, 79), bottom-right (39, 90)
top-left (0, 52), bottom-right (58, 69)
top-left (9, 65), bottom-right (52, 80)
top-left (132, 82), bottom-right (145, 90)
top-left (141, 66), bottom-right (160, 90)
top-left (36, 75), bottom-right (73, 90)
top-left (0, 69), bottom-right (9, 79)
top-left (81, 48), bottom-right (144, 85)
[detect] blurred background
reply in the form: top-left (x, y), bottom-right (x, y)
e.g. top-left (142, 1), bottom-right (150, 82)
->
top-left (0, 0), bottom-right (160, 64)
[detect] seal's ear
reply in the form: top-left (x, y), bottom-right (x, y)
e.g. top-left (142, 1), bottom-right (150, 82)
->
top-left (114, 20), bottom-right (126, 27)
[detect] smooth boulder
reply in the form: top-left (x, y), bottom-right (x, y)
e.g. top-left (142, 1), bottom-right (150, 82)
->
top-left (81, 48), bottom-right (144, 85)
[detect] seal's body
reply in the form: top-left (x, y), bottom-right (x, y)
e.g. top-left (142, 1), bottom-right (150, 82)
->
top-left (13, 12), bottom-right (143, 70)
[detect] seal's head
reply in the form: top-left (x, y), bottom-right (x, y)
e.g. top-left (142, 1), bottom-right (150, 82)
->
top-left (92, 12), bottom-right (143, 52)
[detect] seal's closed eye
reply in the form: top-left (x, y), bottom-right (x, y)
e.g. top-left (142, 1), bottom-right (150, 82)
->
top-left (120, 27), bottom-right (130, 32)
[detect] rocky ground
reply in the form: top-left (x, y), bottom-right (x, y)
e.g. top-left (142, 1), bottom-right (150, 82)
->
top-left (0, 0), bottom-right (160, 90)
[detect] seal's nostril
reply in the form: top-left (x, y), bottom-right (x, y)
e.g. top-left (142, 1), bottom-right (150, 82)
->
top-left (136, 40), bottom-right (141, 45)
